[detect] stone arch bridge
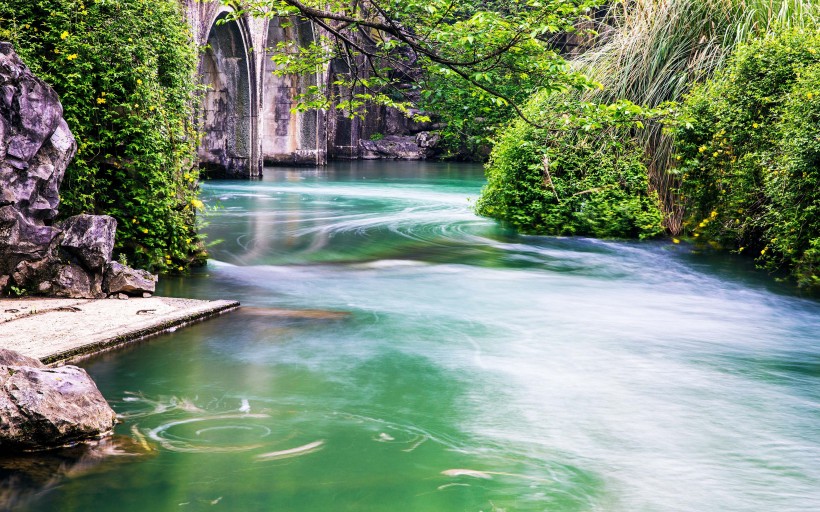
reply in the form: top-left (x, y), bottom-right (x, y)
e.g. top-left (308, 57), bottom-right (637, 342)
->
top-left (183, 0), bottom-right (399, 178)
top-left (182, 0), bottom-right (327, 177)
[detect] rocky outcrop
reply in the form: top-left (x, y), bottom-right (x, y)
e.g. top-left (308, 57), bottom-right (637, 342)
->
top-left (0, 43), bottom-right (155, 298)
top-left (0, 349), bottom-right (117, 452)
top-left (359, 132), bottom-right (441, 160)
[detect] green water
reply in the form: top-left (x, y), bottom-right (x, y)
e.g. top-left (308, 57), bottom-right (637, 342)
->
top-left (9, 161), bottom-right (820, 511)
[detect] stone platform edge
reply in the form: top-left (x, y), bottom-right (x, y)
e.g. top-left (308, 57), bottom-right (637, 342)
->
top-left (43, 300), bottom-right (240, 366)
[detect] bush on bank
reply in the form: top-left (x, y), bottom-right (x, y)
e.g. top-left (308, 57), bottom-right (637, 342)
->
top-left (0, 0), bottom-right (205, 272)
top-left (476, 92), bottom-right (665, 239)
top-left (673, 29), bottom-right (820, 286)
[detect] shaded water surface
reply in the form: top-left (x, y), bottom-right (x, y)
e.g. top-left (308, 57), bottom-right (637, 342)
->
top-left (14, 162), bottom-right (820, 511)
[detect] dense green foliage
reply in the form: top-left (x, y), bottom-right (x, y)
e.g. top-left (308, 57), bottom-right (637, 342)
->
top-left (476, 93), bottom-right (664, 238)
top-left (0, 0), bottom-right (204, 272)
top-left (245, 0), bottom-right (599, 127)
top-left (673, 30), bottom-right (820, 286)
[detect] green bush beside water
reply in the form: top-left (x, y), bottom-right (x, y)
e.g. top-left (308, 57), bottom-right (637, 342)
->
top-left (674, 29), bottom-right (820, 286)
top-left (0, 0), bottom-right (204, 272)
top-left (478, 25), bottom-right (820, 287)
top-left (476, 93), bottom-right (665, 239)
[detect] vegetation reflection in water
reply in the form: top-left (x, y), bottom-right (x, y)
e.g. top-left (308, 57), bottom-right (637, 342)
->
top-left (14, 161), bottom-right (820, 512)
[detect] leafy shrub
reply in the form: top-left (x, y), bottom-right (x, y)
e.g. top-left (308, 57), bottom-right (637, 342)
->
top-left (673, 29), bottom-right (820, 286)
top-left (0, 0), bottom-right (205, 272)
top-left (477, 92), bottom-right (665, 239)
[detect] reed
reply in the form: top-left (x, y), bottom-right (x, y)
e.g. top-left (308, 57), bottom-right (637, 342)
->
top-left (567, 0), bottom-right (820, 232)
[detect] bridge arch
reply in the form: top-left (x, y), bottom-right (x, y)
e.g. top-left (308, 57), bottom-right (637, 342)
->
top-left (197, 10), bottom-right (259, 178)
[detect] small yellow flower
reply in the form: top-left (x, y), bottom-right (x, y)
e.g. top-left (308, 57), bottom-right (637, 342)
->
top-left (710, 210), bottom-right (718, 218)
top-left (60, 30), bottom-right (69, 40)
top-left (136, 79), bottom-right (142, 85)
top-left (712, 151), bottom-right (719, 157)
top-left (141, 228), bottom-right (148, 234)
top-left (672, 238), bottom-right (680, 244)
top-left (96, 97), bottom-right (106, 104)
top-left (698, 145), bottom-right (706, 153)
top-left (178, 266), bottom-right (183, 272)
top-left (190, 199), bottom-right (204, 209)
top-left (807, 92), bottom-right (814, 100)
top-left (752, 123), bottom-right (759, 129)
top-left (693, 233), bottom-right (700, 237)
top-left (66, 53), bottom-right (78, 61)
top-left (131, 218), bottom-right (137, 224)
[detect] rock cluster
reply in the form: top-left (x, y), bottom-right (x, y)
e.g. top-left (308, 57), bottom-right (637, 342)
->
top-left (359, 132), bottom-right (441, 160)
top-left (0, 43), bottom-right (155, 298)
top-left (0, 349), bottom-right (117, 452)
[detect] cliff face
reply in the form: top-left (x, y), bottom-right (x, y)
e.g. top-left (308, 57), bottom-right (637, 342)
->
top-left (0, 43), bottom-right (154, 298)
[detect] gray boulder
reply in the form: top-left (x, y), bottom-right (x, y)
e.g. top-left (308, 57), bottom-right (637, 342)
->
top-left (0, 348), bottom-right (43, 368)
top-left (360, 135), bottom-right (424, 160)
top-left (104, 261), bottom-right (157, 296)
top-left (359, 133), bottom-right (440, 160)
top-left (58, 214), bottom-right (117, 272)
top-left (0, 350), bottom-right (116, 452)
top-left (0, 43), bottom-right (72, 222)
top-left (51, 262), bottom-right (98, 298)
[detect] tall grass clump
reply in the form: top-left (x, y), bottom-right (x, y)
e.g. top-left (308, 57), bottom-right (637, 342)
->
top-left (575, 0), bottom-right (819, 231)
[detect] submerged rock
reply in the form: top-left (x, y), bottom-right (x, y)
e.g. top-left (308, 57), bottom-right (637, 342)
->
top-left (0, 349), bottom-right (116, 452)
top-left (359, 133), bottom-right (440, 160)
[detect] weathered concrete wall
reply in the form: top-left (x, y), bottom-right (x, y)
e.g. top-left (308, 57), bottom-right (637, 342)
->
top-left (261, 17), bottom-right (326, 165)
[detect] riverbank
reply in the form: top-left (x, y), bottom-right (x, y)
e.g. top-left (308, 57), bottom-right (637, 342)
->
top-left (0, 297), bottom-right (239, 365)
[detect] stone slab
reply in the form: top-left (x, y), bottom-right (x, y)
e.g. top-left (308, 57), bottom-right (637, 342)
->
top-left (0, 297), bottom-right (239, 365)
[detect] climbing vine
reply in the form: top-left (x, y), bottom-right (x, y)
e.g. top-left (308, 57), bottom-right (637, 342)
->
top-left (0, 0), bottom-right (205, 272)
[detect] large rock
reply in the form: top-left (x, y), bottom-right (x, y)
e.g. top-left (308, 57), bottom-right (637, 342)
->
top-left (359, 133), bottom-right (440, 160)
top-left (360, 135), bottom-right (424, 160)
top-left (104, 261), bottom-right (157, 296)
top-left (58, 214), bottom-right (117, 272)
top-left (0, 350), bottom-right (116, 452)
top-left (0, 348), bottom-right (43, 368)
top-left (0, 42), bottom-right (72, 222)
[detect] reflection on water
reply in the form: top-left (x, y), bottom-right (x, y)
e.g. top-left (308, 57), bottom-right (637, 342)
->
top-left (14, 161), bottom-right (820, 512)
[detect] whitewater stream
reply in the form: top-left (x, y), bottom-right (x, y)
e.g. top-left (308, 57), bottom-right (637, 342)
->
top-left (13, 161), bottom-right (820, 512)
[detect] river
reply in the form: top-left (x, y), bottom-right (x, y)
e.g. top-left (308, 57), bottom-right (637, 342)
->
top-left (14, 161), bottom-right (820, 511)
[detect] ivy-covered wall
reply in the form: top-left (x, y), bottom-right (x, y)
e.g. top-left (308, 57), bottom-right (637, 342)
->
top-left (0, 0), bottom-right (205, 272)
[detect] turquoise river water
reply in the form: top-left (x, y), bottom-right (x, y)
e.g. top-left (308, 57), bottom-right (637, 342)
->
top-left (8, 161), bottom-right (820, 512)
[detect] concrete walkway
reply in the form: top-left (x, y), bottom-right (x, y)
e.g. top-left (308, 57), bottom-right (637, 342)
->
top-left (0, 297), bottom-right (239, 365)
